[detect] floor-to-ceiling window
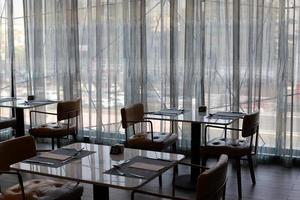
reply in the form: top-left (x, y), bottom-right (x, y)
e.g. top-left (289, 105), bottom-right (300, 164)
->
top-left (2, 0), bottom-right (300, 163)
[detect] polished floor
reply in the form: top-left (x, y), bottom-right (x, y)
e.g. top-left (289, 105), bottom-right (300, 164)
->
top-left (0, 135), bottom-right (299, 200)
top-left (1, 159), bottom-right (299, 200)
top-left (81, 160), bottom-right (300, 200)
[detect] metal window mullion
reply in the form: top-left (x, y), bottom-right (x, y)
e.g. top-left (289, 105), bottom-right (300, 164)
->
top-left (232, 0), bottom-right (240, 138)
top-left (289, 0), bottom-right (296, 159)
top-left (23, 0), bottom-right (32, 97)
top-left (8, 0), bottom-right (15, 117)
top-left (141, 0), bottom-right (147, 106)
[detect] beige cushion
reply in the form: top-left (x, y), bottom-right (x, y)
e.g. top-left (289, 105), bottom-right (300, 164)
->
top-left (127, 132), bottom-right (177, 151)
top-left (200, 138), bottom-right (251, 157)
top-left (0, 118), bottom-right (16, 129)
top-left (3, 179), bottom-right (83, 200)
top-left (29, 123), bottom-right (75, 138)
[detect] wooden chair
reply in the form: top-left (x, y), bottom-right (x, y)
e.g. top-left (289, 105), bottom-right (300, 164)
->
top-left (121, 103), bottom-right (178, 186)
top-left (131, 154), bottom-right (229, 200)
top-left (200, 112), bottom-right (259, 199)
top-left (121, 103), bottom-right (178, 152)
top-left (29, 98), bottom-right (80, 150)
top-left (0, 136), bottom-right (83, 200)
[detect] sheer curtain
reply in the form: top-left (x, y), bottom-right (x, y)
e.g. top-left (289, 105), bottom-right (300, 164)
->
top-left (0, 0), bottom-right (14, 133)
top-left (3, 0), bottom-right (300, 163)
top-left (20, 0), bottom-right (82, 134)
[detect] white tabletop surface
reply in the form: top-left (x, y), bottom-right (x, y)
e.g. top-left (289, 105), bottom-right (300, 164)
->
top-left (145, 110), bottom-right (240, 125)
top-left (0, 98), bottom-right (56, 109)
top-left (11, 143), bottom-right (185, 190)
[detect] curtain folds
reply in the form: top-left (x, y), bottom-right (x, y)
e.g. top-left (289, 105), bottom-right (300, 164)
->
top-left (2, 0), bottom-right (300, 163)
top-left (22, 0), bottom-right (82, 133)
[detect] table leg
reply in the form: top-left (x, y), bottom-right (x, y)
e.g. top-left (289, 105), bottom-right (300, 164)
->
top-left (174, 122), bottom-right (201, 190)
top-left (191, 122), bottom-right (201, 179)
top-left (15, 108), bottom-right (25, 137)
top-left (93, 185), bottom-right (109, 200)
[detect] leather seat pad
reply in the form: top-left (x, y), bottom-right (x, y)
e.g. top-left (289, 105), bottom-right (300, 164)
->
top-left (128, 132), bottom-right (177, 151)
top-left (3, 179), bottom-right (83, 200)
top-left (29, 123), bottom-right (75, 138)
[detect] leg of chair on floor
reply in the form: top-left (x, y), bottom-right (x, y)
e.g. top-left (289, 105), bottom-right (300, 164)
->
top-left (236, 158), bottom-right (242, 199)
top-left (57, 138), bottom-right (61, 148)
top-left (172, 167), bottom-right (176, 196)
top-left (73, 133), bottom-right (77, 142)
top-left (131, 191), bottom-right (135, 200)
top-left (172, 143), bottom-right (177, 152)
top-left (172, 143), bottom-right (178, 174)
top-left (201, 157), bottom-right (208, 173)
top-left (247, 155), bottom-right (256, 184)
top-left (159, 175), bottom-right (162, 187)
top-left (202, 157), bottom-right (208, 166)
top-left (51, 138), bottom-right (55, 150)
top-left (223, 183), bottom-right (226, 200)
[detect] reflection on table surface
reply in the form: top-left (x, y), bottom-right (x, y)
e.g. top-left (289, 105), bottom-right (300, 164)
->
top-left (145, 110), bottom-right (239, 125)
top-left (11, 143), bottom-right (185, 189)
top-left (0, 98), bottom-right (56, 109)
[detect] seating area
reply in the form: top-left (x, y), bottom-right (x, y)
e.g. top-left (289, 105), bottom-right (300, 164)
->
top-left (121, 103), bottom-right (177, 152)
top-left (1, 1), bottom-right (300, 200)
top-left (0, 136), bottom-right (83, 200)
top-left (201, 112), bottom-right (260, 199)
top-left (29, 98), bottom-right (81, 150)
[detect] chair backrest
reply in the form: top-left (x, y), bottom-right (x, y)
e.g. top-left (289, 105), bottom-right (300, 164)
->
top-left (0, 136), bottom-right (36, 171)
top-left (57, 98), bottom-right (81, 121)
top-left (121, 103), bottom-right (144, 129)
top-left (197, 154), bottom-right (228, 200)
top-left (242, 112), bottom-right (259, 138)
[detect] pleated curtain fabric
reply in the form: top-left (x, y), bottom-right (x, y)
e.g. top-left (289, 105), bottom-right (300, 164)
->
top-left (1, 0), bottom-right (300, 164)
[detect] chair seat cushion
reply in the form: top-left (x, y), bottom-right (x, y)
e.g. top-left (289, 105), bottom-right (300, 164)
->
top-left (127, 132), bottom-right (177, 151)
top-left (0, 118), bottom-right (16, 129)
top-left (3, 179), bottom-right (83, 200)
top-left (200, 138), bottom-right (251, 157)
top-left (29, 123), bottom-right (75, 138)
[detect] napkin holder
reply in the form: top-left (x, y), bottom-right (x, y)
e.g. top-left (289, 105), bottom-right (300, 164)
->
top-left (110, 144), bottom-right (124, 155)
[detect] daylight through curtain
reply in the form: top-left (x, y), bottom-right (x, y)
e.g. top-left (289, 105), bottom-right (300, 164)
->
top-left (2, 0), bottom-right (300, 163)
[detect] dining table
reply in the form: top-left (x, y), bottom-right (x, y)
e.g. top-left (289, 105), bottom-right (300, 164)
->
top-left (0, 97), bottom-right (57, 137)
top-left (11, 143), bottom-right (185, 200)
top-left (145, 109), bottom-right (243, 189)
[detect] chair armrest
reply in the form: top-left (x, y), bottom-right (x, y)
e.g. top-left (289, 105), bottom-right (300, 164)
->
top-left (127, 120), bottom-right (154, 141)
top-left (204, 125), bottom-right (242, 145)
top-left (30, 110), bottom-right (57, 116)
top-left (206, 124), bottom-right (242, 132)
top-left (0, 170), bottom-right (25, 199)
top-left (29, 111), bottom-right (58, 129)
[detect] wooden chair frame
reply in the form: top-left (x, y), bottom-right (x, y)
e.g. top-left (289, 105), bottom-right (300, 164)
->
top-left (29, 99), bottom-right (80, 150)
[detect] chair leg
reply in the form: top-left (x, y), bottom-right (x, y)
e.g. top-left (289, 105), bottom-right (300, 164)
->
top-left (73, 133), bottom-right (77, 142)
top-left (131, 190), bottom-right (135, 200)
top-left (171, 143), bottom-right (178, 174)
top-left (223, 183), bottom-right (226, 200)
top-left (202, 157), bottom-right (208, 166)
top-left (51, 138), bottom-right (55, 150)
top-left (247, 155), bottom-right (256, 184)
top-left (172, 168), bottom-right (176, 196)
top-left (172, 143), bottom-right (177, 153)
top-left (159, 175), bottom-right (162, 187)
top-left (57, 138), bottom-right (61, 148)
top-left (201, 157), bottom-right (208, 173)
top-left (236, 159), bottom-right (242, 199)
